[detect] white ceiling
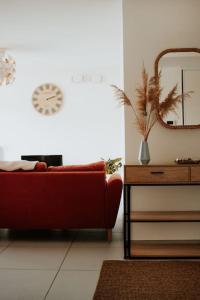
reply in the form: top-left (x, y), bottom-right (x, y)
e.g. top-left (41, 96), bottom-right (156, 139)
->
top-left (0, 0), bottom-right (122, 61)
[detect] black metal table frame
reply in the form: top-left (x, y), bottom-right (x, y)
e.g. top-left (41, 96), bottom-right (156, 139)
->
top-left (124, 183), bottom-right (200, 259)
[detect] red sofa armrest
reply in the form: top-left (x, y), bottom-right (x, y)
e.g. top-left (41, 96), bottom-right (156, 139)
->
top-left (105, 173), bottom-right (123, 228)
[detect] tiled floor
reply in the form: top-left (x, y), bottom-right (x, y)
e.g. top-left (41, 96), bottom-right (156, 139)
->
top-left (0, 219), bottom-right (123, 300)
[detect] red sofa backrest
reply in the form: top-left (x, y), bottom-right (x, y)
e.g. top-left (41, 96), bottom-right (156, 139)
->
top-left (47, 161), bottom-right (105, 172)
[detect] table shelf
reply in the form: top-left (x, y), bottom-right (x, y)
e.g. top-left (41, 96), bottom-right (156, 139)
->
top-left (130, 240), bottom-right (200, 257)
top-left (130, 211), bottom-right (200, 222)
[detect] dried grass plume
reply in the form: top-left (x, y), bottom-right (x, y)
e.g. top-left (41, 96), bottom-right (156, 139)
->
top-left (112, 67), bottom-right (190, 141)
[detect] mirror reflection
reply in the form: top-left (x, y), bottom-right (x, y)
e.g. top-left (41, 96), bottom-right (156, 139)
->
top-left (158, 50), bottom-right (200, 127)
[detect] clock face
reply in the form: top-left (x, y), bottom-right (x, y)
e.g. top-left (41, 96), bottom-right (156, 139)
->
top-left (32, 83), bottom-right (63, 115)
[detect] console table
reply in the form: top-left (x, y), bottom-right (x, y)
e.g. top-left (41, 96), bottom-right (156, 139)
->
top-left (124, 164), bottom-right (200, 259)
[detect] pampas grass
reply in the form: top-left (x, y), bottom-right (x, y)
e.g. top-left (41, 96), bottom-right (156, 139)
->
top-left (112, 67), bottom-right (190, 141)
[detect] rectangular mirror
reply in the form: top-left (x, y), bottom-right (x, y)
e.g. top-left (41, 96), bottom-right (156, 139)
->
top-left (155, 48), bottom-right (200, 129)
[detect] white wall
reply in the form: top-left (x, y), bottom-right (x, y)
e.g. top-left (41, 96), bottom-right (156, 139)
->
top-left (0, 0), bottom-right (124, 165)
top-left (123, 0), bottom-right (200, 239)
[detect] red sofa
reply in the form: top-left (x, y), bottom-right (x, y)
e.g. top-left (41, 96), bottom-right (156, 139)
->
top-left (0, 161), bottom-right (122, 240)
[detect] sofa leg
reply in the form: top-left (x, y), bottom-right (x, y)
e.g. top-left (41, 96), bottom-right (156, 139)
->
top-left (107, 229), bottom-right (112, 242)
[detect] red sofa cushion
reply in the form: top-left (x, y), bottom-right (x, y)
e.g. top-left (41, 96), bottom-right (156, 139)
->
top-left (48, 161), bottom-right (105, 172)
top-left (34, 162), bottom-right (47, 171)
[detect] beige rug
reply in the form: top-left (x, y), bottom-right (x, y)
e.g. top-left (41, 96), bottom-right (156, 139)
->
top-left (93, 260), bottom-right (200, 300)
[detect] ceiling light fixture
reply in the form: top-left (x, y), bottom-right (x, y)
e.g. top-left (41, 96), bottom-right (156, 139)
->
top-left (0, 49), bottom-right (16, 86)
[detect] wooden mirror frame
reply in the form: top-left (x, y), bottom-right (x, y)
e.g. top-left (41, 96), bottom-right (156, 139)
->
top-left (154, 47), bottom-right (200, 129)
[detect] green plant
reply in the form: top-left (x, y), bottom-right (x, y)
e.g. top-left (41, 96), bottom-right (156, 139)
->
top-left (101, 157), bottom-right (122, 174)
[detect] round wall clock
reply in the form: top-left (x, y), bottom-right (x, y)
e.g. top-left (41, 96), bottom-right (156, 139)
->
top-left (32, 83), bottom-right (63, 115)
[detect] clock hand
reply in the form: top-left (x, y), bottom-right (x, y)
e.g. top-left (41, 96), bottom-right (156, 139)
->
top-left (46, 95), bottom-right (56, 100)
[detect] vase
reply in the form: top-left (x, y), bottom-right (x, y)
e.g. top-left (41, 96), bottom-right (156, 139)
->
top-left (138, 140), bottom-right (150, 165)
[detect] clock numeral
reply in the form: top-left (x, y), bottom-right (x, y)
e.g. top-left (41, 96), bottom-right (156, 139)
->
top-left (56, 91), bottom-right (61, 96)
top-left (56, 103), bottom-right (61, 108)
top-left (51, 86), bottom-right (56, 91)
top-left (51, 108), bottom-right (56, 113)
top-left (45, 109), bottom-right (50, 115)
top-left (45, 84), bottom-right (49, 90)
top-left (57, 97), bottom-right (62, 101)
top-left (39, 108), bottom-right (43, 113)
top-left (39, 86), bottom-right (44, 91)
top-left (33, 98), bottom-right (38, 102)
top-left (34, 103), bottom-right (39, 108)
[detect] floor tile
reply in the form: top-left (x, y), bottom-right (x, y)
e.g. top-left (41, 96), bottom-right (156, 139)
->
top-left (0, 247), bottom-right (69, 270)
top-left (0, 237), bottom-right (10, 252)
top-left (0, 230), bottom-right (11, 248)
top-left (10, 240), bottom-right (71, 248)
top-left (0, 269), bottom-right (56, 300)
top-left (0, 229), bottom-right (10, 238)
top-left (74, 230), bottom-right (108, 240)
top-left (46, 270), bottom-right (99, 300)
top-left (62, 247), bottom-right (123, 270)
top-left (0, 246), bottom-right (8, 254)
top-left (113, 216), bottom-right (123, 233)
top-left (6, 229), bottom-right (77, 241)
top-left (0, 241), bottom-right (10, 247)
top-left (72, 232), bottom-right (123, 248)
top-left (0, 229), bottom-right (75, 248)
